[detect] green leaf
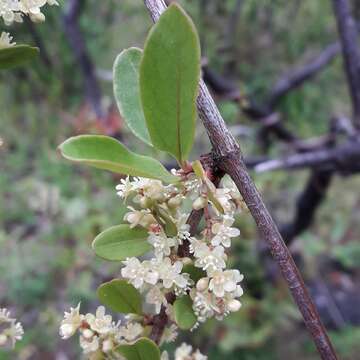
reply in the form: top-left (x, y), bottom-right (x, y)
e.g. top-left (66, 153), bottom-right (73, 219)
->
top-left (140, 3), bottom-right (201, 165)
top-left (116, 338), bottom-right (160, 360)
top-left (59, 135), bottom-right (178, 183)
top-left (182, 264), bottom-right (206, 283)
top-left (173, 295), bottom-right (197, 330)
top-left (0, 45), bottom-right (39, 70)
top-left (113, 48), bottom-right (152, 146)
top-left (92, 224), bottom-right (151, 261)
top-left (97, 279), bottom-right (142, 315)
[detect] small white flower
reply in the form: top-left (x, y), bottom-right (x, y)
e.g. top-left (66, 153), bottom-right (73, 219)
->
top-left (102, 338), bottom-right (115, 353)
top-left (208, 269), bottom-right (243, 297)
top-left (85, 306), bottom-right (114, 335)
top-left (79, 333), bottom-right (100, 354)
top-left (116, 176), bottom-right (134, 199)
top-left (175, 343), bottom-right (193, 360)
top-left (213, 188), bottom-right (234, 214)
top-left (0, 32), bottom-right (15, 49)
top-left (0, 308), bottom-right (24, 348)
top-left (193, 349), bottom-right (208, 360)
top-left (157, 257), bottom-right (189, 289)
top-left (161, 324), bottom-right (178, 343)
top-left (148, 233), bottom-right (176, 258)
top-left (60, 303), bottom-right (83, 339)
top-left (146, 284), bottom-right (167, 314)
top-left (132, 177), bottom-right (166, 202)
top-left (121, 257), bottom-right (159, 289)
top-left (211, 215), bottom-right (240, 248)
top-left (175, 214), bottom-right (192, 244)
top-left (124, 207), bottom-right (156, 229)
top-left (161, 351), bottom-right (170, 360)
top-left (192, 290), bottom-right (215, 323)
top-left (118, 322), bottom-right (143, 342)
top-left (192, 243), bottom-right (227, 272)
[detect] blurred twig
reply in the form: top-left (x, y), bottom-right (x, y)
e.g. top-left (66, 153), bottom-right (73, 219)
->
top-left (332, 0), bottom-right (360, 129)
top-left (63, 0), bottom-right (104, 119)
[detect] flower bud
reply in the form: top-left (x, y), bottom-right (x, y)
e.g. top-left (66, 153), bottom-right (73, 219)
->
top-left (82, 329), bottom-right (94, 339)
top-left (102, 339), bottom-right (114, 353)
top-left (140, 214), bottom-right (156, 228)
top-left (168, 196), bottom-right (182, 209)
top-left (227, 299), bottom-right (241, 312)
top-left (196, 277), bottom-right (209, 292)
top-left (139, 196), bottom-right (152, 209)
top-left (192, 196), bottom-right (207, 210)
top-left (0, 334), bottom-right (7, 346)
top-left (60, 324), bottom-right (75, 339)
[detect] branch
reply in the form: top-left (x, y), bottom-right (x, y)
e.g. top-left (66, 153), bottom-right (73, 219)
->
top-left (332, 0), bottom-right (360, 128)
top-left (143, 1), bottom-right (338, 359)
top-left (254, 140), bottom-right (360, 173)
top-left (267, 43), bottom-right (341, 109)
top-left (63, 0), bottom-right (104, 119)
top-left (280, 170), bottom-right (333, 244)
top-left (24, 17), bottom-right (52, 68)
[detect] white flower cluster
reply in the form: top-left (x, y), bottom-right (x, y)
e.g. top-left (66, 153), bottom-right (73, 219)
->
top-left (0, 31), bottom-right (14, 48)
top-left (117, 164), bottom-right (245, 327)
top-left (0, 308), bottom-right (24, 348)
top-left (0, 0), bottom-right (58, 49)
top-left (60, 303), bottom-right (144, 358)
top-left (0, 0), bottom-right (58, 24)
top-left (161, 343), bottom-right (207, 360)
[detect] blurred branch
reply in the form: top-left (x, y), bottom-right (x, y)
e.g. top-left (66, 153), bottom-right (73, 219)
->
top-left (332, 0), bottom-right (360, 128)
top-left (144, 1), bottom-right (338, 359)
top-left (280, 170), bottom-right (334, 244)
top-left (63, 0), bottom-right (104, 119)
top-left (224, 0), bottom-right (243, 50)
top-left (254, 140), bottom-right (360, 173)
top-left (203, 39), bottom-right (341, 147)
top-left (24, 17), bottom-right (52, 68)
top-left (267, 42), bottom-right (341, 109)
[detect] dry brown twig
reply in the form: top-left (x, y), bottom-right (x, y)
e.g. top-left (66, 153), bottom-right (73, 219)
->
top-left (142, 0), bottom-right (338, 359)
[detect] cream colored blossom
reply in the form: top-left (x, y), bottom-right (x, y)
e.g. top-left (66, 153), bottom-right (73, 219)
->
top-left (0, 308), bottom-right (24, 348)
top-left (118, 322), bottom-right (143, 342)
top-left (85, 306), bottom-right (114, 335)
top-left (208, 269), bottom-right (243, 297)
top-left (60, 303), bottom-right (83, 339)
top-left (121, 257), bottom-right (159, 288)
top-left (211, 215), bottom-right (240, 248)
top-left (146, 284), bottom-right (167, 314)
top-left (161, 324), bottom-right (178, 343)
top-left (0, 31), bottom-right (15, 49)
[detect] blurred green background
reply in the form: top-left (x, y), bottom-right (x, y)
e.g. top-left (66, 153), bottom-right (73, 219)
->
top-left (1, 0), bottom-right (360, 359)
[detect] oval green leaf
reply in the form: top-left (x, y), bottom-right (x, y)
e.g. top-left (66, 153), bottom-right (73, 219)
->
top-left (97, 279), bottom-right (142, 315)
top-left (59, 135), bottom-right (178, 183)
top-left (114, 48), bottom-right (152, 146)
top-left (116, 338), bottom-right (160, 360)
top-left (140, 3), bottom-right (201, 165)
top-left (93, 224), bottom-right (151, 261)
top-left (0, 45), bottom-right (39, 70)
top-left (173, 295), bottom-right (197, 330)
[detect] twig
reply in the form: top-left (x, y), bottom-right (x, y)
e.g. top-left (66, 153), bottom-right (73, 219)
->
top-left (24, 17), bottom-right (52, 68)
top-left (254, 140), bottom-right (360, 173)
top-left (143, 1), bottom-right (338, 359)
top-left (332, 0), bottom-right (360, 128)
top-left (280, 170), bottom-right (334, 244)
top-left (267, 43), bottom-right (341, 109)
top-left (63, 0), bottom-right (104, 119)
